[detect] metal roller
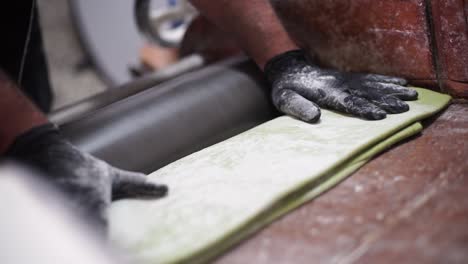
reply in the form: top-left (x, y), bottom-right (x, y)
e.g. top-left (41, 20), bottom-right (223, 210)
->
top-left (60, 57), bottom-right (278, 173)
top-left (49, 54), bottom-right (206, 125)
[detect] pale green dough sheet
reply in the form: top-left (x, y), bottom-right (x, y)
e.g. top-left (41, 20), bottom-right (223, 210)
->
top-left (109, 88), bottom-right (450, 264)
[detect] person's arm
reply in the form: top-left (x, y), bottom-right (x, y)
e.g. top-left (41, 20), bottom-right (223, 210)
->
top-left (189, 0), bottom-right (418, 122)
top-left (0, 69), bottom-right (47, 153)
top-left (189, 0), bottom-right (298, 69)
top-left (1, 70), bottom-right (167, 228)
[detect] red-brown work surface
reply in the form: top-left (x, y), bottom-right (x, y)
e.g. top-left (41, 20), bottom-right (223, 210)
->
top-left (215, 103), bottom-right (468, 264)
top-left (431, 0), bottom-right (468, 98)
top-left (271, 0), bottom-right (468, 98)
top-left (271, 0), bottom-right (435, 81)
top-left (182, 0), bottom-right (468, 98)
top-left (431, 0), bottom-right (468, 82)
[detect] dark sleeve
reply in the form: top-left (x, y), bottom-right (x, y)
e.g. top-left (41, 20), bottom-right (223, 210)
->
top-left (0, 2), bottom-right (53, 113)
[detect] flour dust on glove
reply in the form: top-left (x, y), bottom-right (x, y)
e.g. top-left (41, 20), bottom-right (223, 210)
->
top-left (6, 124), bottom-right (168, 228)
top-left (264, 50), bottom-right (418, 122)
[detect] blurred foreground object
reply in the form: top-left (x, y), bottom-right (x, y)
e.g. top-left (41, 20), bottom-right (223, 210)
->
top-left (0, 164), bottom-right (118, 264)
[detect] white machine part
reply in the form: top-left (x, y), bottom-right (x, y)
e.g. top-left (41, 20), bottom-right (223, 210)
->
top-left (70, 0), bottom-right (197, 85)
top-left (135, 0), bottom-right (198, 47)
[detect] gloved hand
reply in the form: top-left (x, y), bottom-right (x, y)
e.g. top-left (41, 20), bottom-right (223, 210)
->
top-left (6, 124), bottom-right (168, 228)
top-left (264, 50), bottom-right (418, 122)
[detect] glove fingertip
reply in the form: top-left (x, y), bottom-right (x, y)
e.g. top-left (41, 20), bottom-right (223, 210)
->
top-left (112, 182), bottom-right (168, 200)
top-left (369, 111), bottom-right (387, 120)
top-left (365, 74), bottom-right (408, 85)
top-left (360, 110), bottom-right (386, 120)
top-left (152, 184), bottom-right (169, 197)
top-left (373, 96), bottom-right (410, 114)
top-left (303, 108), bottom-right (321, 123)
top-left (407, 89), bottom-right (419, 100)
top-left (343, 95), bottom-right (387, 120)
top-left (139, 183), bottom-right (169, 198)
top-left (285, 104), bottom-right (321, 123)
top-left (356, 107), bottom-right (386, 120)
top-left (363, 106), bottom-right (387, 120)
top-left (273, 89), bottom-right (322, 123)
top-left (395, 78), bottom-right (408, 86)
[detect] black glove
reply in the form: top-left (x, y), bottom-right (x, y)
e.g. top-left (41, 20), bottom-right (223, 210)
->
top-left (6, 124), bottom-right (168, 228)
top-left (264, 50), bottom-right (418, 122)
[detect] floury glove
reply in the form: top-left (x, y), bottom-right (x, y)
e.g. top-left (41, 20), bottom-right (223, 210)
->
top-left (6, 124), bottom-right (168, 229)
top-left (264, 50), bottom-right (418, 122)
